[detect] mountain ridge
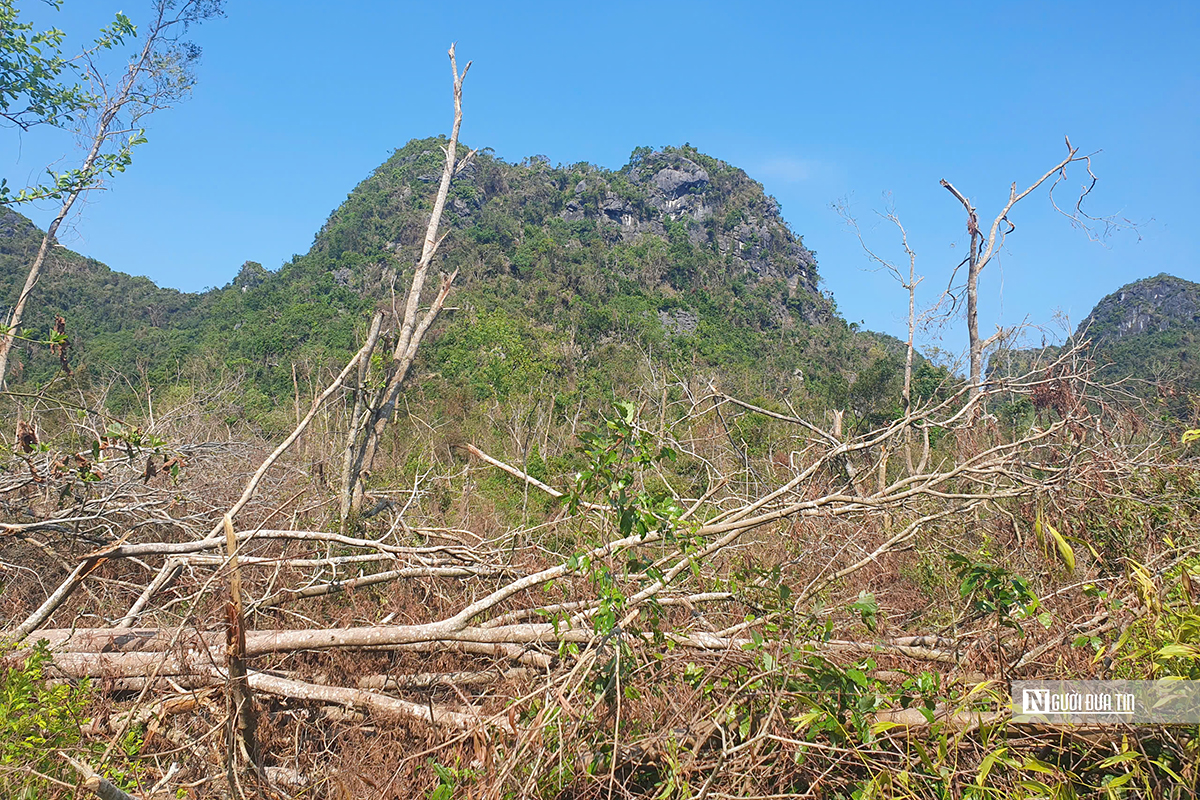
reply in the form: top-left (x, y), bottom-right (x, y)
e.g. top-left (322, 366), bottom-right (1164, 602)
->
top-left (1076, 273), bottom-right (1200, 343)
top-left (4, 140), bottom-right (1195, 426)
top-left (0, 138), bottom-right (950, 425)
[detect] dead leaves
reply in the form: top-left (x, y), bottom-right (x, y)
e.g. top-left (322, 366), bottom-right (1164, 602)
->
top-left (50, 315), bottom-right (71, 375)
top-left (16, 419), bottom-right (37, 453)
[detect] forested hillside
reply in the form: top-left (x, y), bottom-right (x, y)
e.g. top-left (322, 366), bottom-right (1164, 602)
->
top-left (0, 207), bottom-right (206, 384)
top-left (5, 3), bottom-right (1200, 796)
top-left (1081, 273), bottom-right (1200, 392)
top-left (2, 138), bottom-right (935, 426)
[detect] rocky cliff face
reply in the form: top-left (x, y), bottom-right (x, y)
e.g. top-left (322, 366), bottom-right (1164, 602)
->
top-left (315, 139), bottom-right (830, 327)
top-left (560, 148), bottom-right (821, 309)
top-left (0, 207), bottom-right (41, 242)
top-left (3, 139), bottom-right (898, 403)
top-left (1078, 273), bottom-right (1200, 342)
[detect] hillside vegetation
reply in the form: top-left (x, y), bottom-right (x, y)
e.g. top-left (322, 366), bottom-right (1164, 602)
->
top-left (1081, 273), bottom-right (1200, 395)
top-left (3, 139), bottom-right (938, 430)
top-left (992, 273), bottom-right (1200, 417)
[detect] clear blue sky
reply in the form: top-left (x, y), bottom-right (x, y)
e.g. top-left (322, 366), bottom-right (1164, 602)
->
top-left (4, 1), bottom-right (1197, 354)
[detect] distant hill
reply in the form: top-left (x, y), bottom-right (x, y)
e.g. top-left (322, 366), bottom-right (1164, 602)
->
top-left (1081, 273), bottom-right (1199, 344)
top-left (991, 273), bottom-right (1200, 407)
top-left (2, 138), bottom-right (942, 426)
top-left (1081, 273), bottom-right (1200, 398)
top-left (0, 207), bottom-right (208, 385)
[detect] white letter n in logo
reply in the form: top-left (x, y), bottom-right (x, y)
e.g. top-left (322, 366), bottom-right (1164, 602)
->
top-left (1024, 689), bottom-right (1050, 714)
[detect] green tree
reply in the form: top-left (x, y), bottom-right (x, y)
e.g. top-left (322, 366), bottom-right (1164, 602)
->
top-left (0, 640), bottom-right (92, 799)
top-left (0, 0), bottom-right (223, 388)
top-left (0, 0), bottom-right (138, 205)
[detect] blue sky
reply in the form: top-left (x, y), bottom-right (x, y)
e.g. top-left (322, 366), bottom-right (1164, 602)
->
top-left (4, 1), bottom-right (1197, 354)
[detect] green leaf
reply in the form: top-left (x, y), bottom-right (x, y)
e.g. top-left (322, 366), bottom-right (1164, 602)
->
top-left (1044, 519), bottom-right (1075, 572)
top-left (1149, 759), bottom-right (1186, 784)
top-left (911, 738), bottom-right (936, 773)
top-left (1156, 643), bottom-right (1200, 660)
top-left (1096, 751), bottom-right (1141, 769)
top-left (976, 747), bottom-right (1007, 786)
top-left (848, 590), bottom-right (879, 631)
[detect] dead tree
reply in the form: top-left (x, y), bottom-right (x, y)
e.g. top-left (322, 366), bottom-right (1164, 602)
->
top-left (836, 198), bottom-right (938, 474)
top-left (3, 334), bottom-right (1166, 797)
top-left (222, 514), bottom-right (260, 791)
top-left (14, 345), bottom-right (1099, 676)
top-left (837, 198), bottom-right (924, 417)
top-left (338, 43), bottom-right (475, 529)
top-left (940, 137), bottom-right (1093, 400)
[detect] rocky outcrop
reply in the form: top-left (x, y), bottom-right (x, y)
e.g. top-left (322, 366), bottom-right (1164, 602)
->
top-left (651, 162), bottom-right (709, 195)
top-left (561, 199), bottom-right (586, 221)
top-left (233, 260), bottom-right (269, 292)
top-left (324, 138), bottom-right (831, 325)
top-left (990, 273), bottom-right (1200, 398)
top-left (0, 207), bottom-right (41, 242)
top-left (1078, 273), bottom-right (1200, 342)
top-left (658, 308), bottom-right (699, 336)
top-left (629, 155), bottom-right (712, 222)
top-left (600, 149), bottom-right (822, 315)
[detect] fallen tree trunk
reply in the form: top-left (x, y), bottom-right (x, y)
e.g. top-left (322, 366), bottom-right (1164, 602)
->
top-left (31, 623), bottom-right (962, 686)
top-left (246, 670), bottom-right (496, 731)
top-left (55, 660), bottom-right (500, 732)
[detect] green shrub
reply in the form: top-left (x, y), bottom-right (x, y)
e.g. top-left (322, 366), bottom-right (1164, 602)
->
top-left (0, 640), bottom-right (92, 799)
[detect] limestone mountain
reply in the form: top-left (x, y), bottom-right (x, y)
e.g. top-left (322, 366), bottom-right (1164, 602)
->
top-left (307, 139), bottom-right (828, 324)
top-left (992, 273), bottom-right (1199, 407)
top-left (1079, 273), bottom-right (1199, 344)
top-left (1078, 273), bottom-right (1200, 396)
top-left (1, 138), bottom-right (932, 425)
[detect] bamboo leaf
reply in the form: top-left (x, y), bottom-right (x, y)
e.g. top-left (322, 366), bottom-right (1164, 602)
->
top-left (976, 747), bottom-right (1007, 785)
top-left (1109, 626), bottom-right (1132, 656)
top-left (1020, 757), bottom-right (1056, 774)
top-left (1150, 759), bottom-right (1186, 784)
top-left (1156, 643), bottom-right (1200, 660)
top-left (1045, 521), bottom-right (1075, 572)
top-left (1097, 751), bottom-right (1141, 769)
top-left (912, 739), bottom-right (936, 773)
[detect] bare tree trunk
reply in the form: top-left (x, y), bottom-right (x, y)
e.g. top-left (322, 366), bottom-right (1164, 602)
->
top-left (7, 557), bottom-right (93, 642)
top-left (223, 514), bottom-right (259, 788)
top-left (337, 331), bottom-right (376, 523)
top-left (339, 44), bottom-right (473, 528)
top-left (0, 154), bottom-right (92, 388)
top-left (966, 223), bottom-right (981, 397)
top-left (902, 252), bottom-right (918, 472)
top-left (903, 276), bottom-right (915, 417)
top-left (832, 200), bottom-right (926, 470)
top-left (62, 756), bottom-right (139, 800)
top-left (939, 179), bottom-right (982, 399)
top-left (940, 139), bottom-right (1082, 400)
